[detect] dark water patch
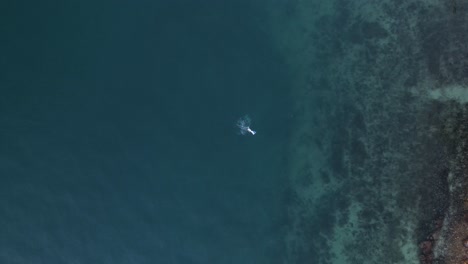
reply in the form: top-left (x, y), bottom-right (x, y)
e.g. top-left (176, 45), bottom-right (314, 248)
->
top-left (307, 75), bottom-right (332, 92)
top-left (351, 111), bottom-right (366, 133)
top-left (283, 188), bottom-right (302, 208)
top-left (328, 138), bottom-right (346, 177)
top-left (347, 20), bottom-right (388, 45)
top-left (320, 169), bottom-right (331, 184)
top-left (350, 138), bottom-right (367, 168)
top-left (333, 0), bottom-right (351, 30)
top-left (337, 208), bottom-right (350, 226)
top-left (418, 8), bottom-right (468, 83)
top-left (312, 11), bottom-right (346, 63)
top-left (427, 51), bottom-right (442, 80)
top-left (297, 164), bottom-right (315, 187)
top-left (358, 207), bottom-right (379, 224)
top-left (362, 21), bottom-right (388, 40)
top-left (281, 0), bottom-right (299, 18)
top-left (347, 22), bottom-right (364, 44)
top-left (363, 41), bottom-right (379, 64)
top-left (315, 138), bottom-right (324, 151)
top-left (294, 246), bottom-right (321, 264)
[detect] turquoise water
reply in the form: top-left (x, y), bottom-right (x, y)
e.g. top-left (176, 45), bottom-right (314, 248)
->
top-left (3, 0), bottom-right (463, 263)
top-left (0, 1), bottom-right (291, 263)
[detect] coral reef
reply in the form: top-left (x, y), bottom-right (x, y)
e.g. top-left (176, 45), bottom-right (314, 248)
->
top-left (265, 0), bottom-right (468, 263)
top-left (428, 103), bottom-right (468, 263)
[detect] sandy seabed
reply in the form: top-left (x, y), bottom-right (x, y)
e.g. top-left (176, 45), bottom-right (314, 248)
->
top-left (266, 0), bottom-right (468, 263)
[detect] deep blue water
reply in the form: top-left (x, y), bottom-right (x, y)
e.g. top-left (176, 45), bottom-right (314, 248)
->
top-left (0, 1), bottom-right (291, 263)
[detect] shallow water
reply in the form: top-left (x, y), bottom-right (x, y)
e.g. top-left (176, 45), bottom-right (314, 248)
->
top-left (268, 0), bottom-right (464, 263)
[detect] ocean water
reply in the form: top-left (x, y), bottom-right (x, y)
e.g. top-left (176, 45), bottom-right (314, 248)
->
top-left (0, 1), bottom-right (291, 264)
top-left (4, 0), bottom-right (467, 263)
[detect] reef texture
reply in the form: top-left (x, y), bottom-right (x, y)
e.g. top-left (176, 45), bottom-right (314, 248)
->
top-left (427, 103), bottom-right (468, 264)
top-left (267, 0), bottom-right (468, 263)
